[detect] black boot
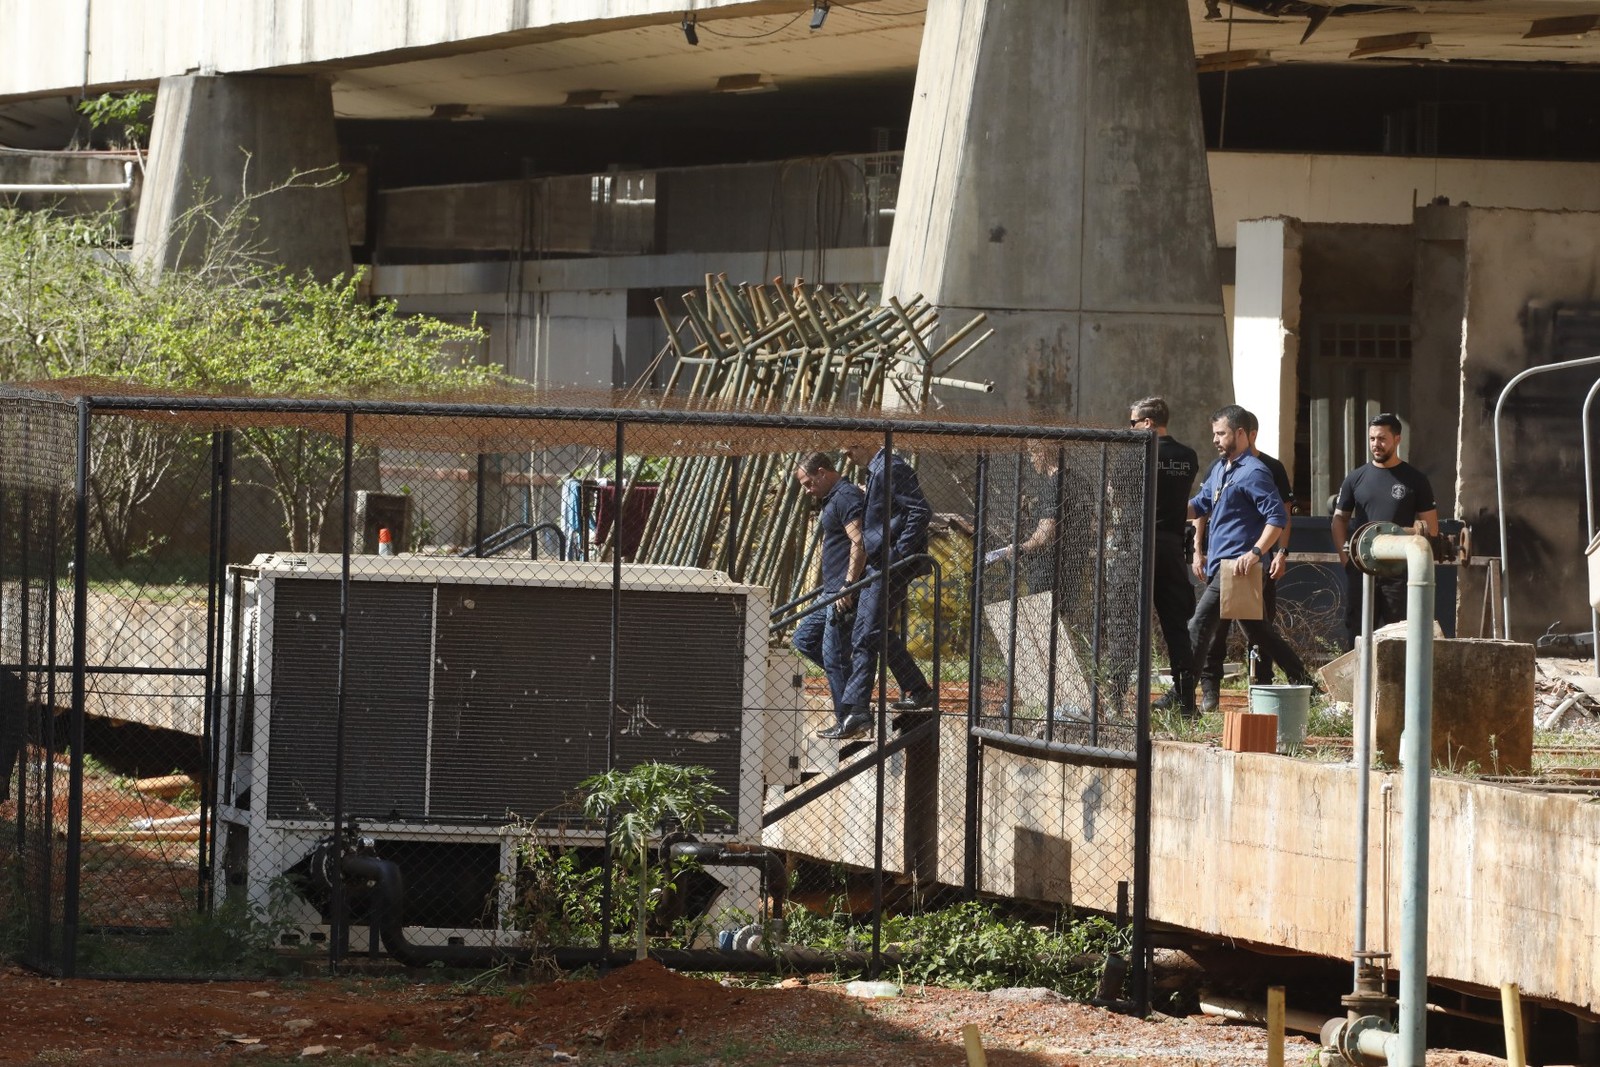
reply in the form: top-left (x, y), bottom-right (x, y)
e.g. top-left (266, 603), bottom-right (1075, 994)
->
top-left (1198, 675), bottom-right (1220, 715)
top-left (1153, 671), bottom-right (1196, 713)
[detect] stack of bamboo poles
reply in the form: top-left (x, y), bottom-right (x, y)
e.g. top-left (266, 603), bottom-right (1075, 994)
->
top-left (615, 274), bottom-right (993, 609)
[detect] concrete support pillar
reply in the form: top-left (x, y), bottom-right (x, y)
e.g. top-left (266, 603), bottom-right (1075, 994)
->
top-left (884, 0), bottom-right (1229, 445)
top-left (133, 74), bottom-right (351, 280)
top-left (1232, 218), bottom-right (1303, 465)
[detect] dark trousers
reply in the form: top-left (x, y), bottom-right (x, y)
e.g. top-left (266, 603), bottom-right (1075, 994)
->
top-left (1153, 532), bottom-right (1197, 675)
top-left (841, 568), bottom-right (930, 710)
top-left (791, 600), bottom-right (852, 711)
top-left (1190, 570), bottom-right (1310, 686)
top-left (1206, 574), bottom-right (1278, 684)
top-left (1343, 565), bottom-right (1408, 649)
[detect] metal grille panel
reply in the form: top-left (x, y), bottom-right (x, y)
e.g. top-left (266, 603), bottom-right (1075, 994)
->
top-left (267, 579), bottom-right (433, 820)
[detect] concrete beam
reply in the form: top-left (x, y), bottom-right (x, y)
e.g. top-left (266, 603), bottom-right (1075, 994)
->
top-left (0, 0), bottom-right (791, 99)
top-left (884, 0), bottom-right (1229, 446)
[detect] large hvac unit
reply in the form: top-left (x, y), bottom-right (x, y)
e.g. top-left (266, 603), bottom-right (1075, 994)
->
top-left (214, 553), bottom-right (803, 951)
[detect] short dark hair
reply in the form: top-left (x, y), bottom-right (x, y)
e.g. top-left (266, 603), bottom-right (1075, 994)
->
top-left (1369, 412), bottom-right (1403, 434)
top-left (1131, 396), bottom-right (1169, 427)
top-left (1210, 404), bottom-right (1250, 432)
top-left (799, 451), bottom-right (837, 475)
top-left (1240, 410), bottom-right (1259, 435)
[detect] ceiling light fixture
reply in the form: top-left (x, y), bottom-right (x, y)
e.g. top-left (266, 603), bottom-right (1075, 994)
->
top-left (682, 13), bottom-right (699, 46)
top-left (1348, 31), bottom-right (1432, 59)
top-left (1523, 14), bottom-right (1600, 39)
top-left (810, 1), bottom-right (830, 30)
top-left (713, 73), bottom-right (778, 94)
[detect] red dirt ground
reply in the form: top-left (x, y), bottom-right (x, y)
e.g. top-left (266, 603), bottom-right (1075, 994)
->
top-left (0, 959), bottom-right (1508, 1067)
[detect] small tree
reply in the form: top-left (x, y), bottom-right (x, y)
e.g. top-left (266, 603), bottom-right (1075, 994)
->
top-left (578, 762), bottom-right (728, 961)
top-left (0, 187), bottom-right (498, 558)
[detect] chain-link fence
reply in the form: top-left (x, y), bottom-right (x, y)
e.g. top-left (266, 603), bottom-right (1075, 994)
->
top-left (0, 384), bottom-right (1154, 1004)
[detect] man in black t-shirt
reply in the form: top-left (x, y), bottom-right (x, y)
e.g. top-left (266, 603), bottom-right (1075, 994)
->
top-left (1331, 413), bottom-right (1438, 646)
top-left (1129, 397), bottom-right (1200, 713)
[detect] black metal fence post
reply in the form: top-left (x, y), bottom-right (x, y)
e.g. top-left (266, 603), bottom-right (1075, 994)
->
top-left (870, 428), bottom-right (891, 979)
top-left (197, 430), bottom-right (231, 911)
top-left (329, 412), bottom-right (355, 969)
top-left (598, 418), bottom-right (625, 962)
top-left (1131, 427), bottom-right (1159, 1014)
top-left (63, 399), bottom-right (90, 976)
top-left (964, 453), bottom-right (988, 897)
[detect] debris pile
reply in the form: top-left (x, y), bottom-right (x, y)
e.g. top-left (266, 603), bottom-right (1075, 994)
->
top-left (616, 274), bottom-right (995, 606)
top-left (1534, 660), bottom-right (1600, 732)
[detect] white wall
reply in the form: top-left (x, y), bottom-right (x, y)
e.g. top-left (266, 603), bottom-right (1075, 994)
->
top-left (1230, 219), bottom-right (1302, 463)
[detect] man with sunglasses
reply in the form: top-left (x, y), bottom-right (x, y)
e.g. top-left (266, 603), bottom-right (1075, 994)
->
top-left (1129, 397), bottom-right (1201, 714)
top-left (1330, 413), bottom-right (1438, 648)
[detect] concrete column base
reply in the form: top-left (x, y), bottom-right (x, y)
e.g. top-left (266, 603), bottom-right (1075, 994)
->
top-left (1375, 637), bottom-right (1534, 774)
top-left (133, 74), bottom-right (350, 279)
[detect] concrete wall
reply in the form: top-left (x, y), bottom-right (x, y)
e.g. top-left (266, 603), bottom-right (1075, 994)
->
top-left (1152, 742), bottom-right (1600, 1013)
top-left (0, 155), bottom-right (138, 237)
top-left (769, 729), bottom-right (1600, 1012)
top-left (1410, 208), bottom-right (1468, 523)
top-left (1209, 153), bottom-right (1600, 248)
top-left (1452, 207), bottom-right (1600, 643)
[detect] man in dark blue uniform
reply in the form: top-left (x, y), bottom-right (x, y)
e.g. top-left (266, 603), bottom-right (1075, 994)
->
top-left (792, 453), bottom-right (868, 738)
top-left (1330, 412), bottom-right (1438, 647)
top-left (1187, 405), bottom-right (1313, 700)
top-left (1131, 397), bottom-right (1201, 714)
top-left (831, 439), bottom-right (936, 740)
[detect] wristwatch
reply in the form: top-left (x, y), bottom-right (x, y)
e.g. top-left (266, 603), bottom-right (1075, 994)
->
top-left (1250, 545), bottom-right (1264, 558)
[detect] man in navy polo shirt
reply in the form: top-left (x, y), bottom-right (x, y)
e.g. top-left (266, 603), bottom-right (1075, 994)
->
top-left (792, 452), bottom-right (867, 738)
top-left (1187, 405), bottom-right (1313, 708)
top-left (831, 439), bottom-right (936, 740)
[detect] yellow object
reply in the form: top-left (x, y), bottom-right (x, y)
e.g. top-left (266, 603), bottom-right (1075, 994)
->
top-left (906, 524), bottom-right (973, 660)
top-left (961, 1024), bottom-right (988, 1067)
top-left (1266, 986), bottom-right (1285, 1067)
top-left (1501, 982), bottom-right (1526, 1067)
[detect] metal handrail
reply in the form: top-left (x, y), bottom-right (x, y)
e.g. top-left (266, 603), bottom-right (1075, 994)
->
top-left (1493, 353), bottom-right (1600, 634)
top-left (457, 521), bottom-right (568, 560)
top-left (768, 551), bottom-right (937, 632)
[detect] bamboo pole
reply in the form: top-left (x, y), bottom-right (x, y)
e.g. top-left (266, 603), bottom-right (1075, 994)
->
top-left (1501, 982), bottom-right (1526, 1067)
top-left (1266, 986), bottom-right (1285, 1067)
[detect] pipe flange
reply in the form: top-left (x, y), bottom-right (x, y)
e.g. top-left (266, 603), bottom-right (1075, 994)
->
top-left (1337, 1013), bottom-right (1393, 1067)
top-left (1349, 521), bottom-right (1409, 578)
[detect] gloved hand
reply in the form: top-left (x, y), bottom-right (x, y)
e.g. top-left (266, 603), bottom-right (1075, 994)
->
top-left (984, 546), bottom-right (1011, 567)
